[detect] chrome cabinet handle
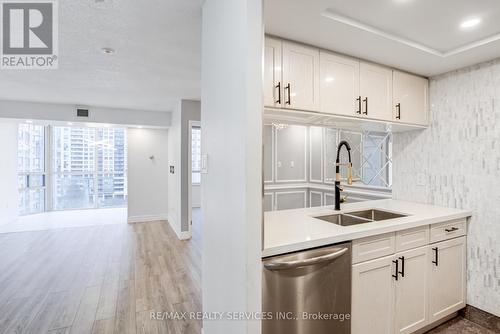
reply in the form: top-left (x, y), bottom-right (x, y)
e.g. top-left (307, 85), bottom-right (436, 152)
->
top-left (445, 227), bottom-right (459, 232)
top-left (356, 96), bottom-right (361, 114)
top-left (363, 97), bottom-right (368, 115)
top-left (396, 103), bottom-right (401, 119)
top-left (263, 247), bottom-right (348, 271)
top-left (275, 82), bottom-right (281, 104)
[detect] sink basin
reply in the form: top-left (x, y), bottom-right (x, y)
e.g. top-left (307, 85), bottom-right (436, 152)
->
top-left (314, 209), bottom-right (408, 226)
top-left (346, 209), bottom-right (408, 221)
top-left (314, 214), bottom-right (372, 226)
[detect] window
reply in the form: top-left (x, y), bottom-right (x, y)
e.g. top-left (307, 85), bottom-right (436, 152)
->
top-left (191, 126), bottom-right (201, 185)
top-left (17, 124), bottom-right (128, 214)
top-left (18, 124), bottom-right (46, 215)
top-left (52, 126), bottom-right (128, 210)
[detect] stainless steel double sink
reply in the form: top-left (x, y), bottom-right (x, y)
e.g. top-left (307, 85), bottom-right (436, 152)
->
top-left (314, 209), bottom-right (408, 226)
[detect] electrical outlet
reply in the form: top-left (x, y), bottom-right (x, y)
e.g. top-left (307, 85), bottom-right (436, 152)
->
top-left (290, 161), bottom-right (295, 168)
top-left (277, 161), bottom-right (282, 168)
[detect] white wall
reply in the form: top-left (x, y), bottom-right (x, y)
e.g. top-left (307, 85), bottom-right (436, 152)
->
top-left (191, 184), bottom-right (201, 208)
top-left (127, 128), bottom-right (169, 223)
top-left (0, 100), bottom-right (171, 128)
top-left (0, 120), bottom-right (19, 223)
top-left (168, 102), bottom-right (182, 236)
top-left (201, 0), bottom-right (262, 333)
top-left (393, 59), bottom-right (500, 317)
top-left (168, 99), bottom-right (201, 239)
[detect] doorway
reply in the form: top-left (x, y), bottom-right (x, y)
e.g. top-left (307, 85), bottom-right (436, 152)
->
top-left (188, 121), bottom-right (201, 238)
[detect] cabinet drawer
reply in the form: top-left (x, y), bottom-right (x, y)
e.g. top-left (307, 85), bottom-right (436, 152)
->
top-left (352, 232), bottom-right (395, 264)
top-left (430, 219), bottom-right (466, 243)
top-left (395, 225), bottom-right (429, 252)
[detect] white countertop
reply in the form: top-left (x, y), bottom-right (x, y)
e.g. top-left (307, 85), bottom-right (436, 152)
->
top-left (263, 199), bottom-right (472, 258)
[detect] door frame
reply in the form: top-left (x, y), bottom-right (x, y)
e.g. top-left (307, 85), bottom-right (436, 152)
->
top-left (187, 120), bottom-right (201, 237)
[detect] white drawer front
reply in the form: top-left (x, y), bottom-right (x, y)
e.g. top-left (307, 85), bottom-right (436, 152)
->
top-left (395, 225), bottom-right (430, 252)
top-left (352, 232), bottom-right (395, 264)
top-left (430, 219), bottom-right (467, 243)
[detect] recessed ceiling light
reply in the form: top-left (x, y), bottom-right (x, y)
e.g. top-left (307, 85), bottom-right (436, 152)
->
top-left (101, 47), bottom-right (115, 54)
top-left (460, 18), bottom-right (481, 29)
top-left (67, 122), bottom-right (73, 126)
top-left (26, 120), bottom-right (33, 124)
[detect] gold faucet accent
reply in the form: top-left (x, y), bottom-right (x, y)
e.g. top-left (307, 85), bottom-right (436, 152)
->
top-left (335, 162), bottom-right (354, 185)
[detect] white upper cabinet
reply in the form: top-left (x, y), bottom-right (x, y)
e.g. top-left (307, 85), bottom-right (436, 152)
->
top-left (282, 41), bottom-right (320, 111)
top-left (263, 36), bottom-right (430, 127)
top-left (264, 37), bottom-right (283, 108)
top-left (393, 70), bottom-right (429, 125)
top-left (394, 246), bottom-right (429, 334)
top-left (320, 51), bottom-right (360, 116)
top-left (428, 236), bottom-right (467, 323)
top-left (360, 62), bottom-right (393, 121)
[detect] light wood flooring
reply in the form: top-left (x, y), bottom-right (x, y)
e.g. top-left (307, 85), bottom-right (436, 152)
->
top-left (0, 209), bottom-right (202, 334)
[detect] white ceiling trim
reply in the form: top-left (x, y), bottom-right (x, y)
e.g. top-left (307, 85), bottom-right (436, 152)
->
top-left (322, 8), bottom-right (500, 58)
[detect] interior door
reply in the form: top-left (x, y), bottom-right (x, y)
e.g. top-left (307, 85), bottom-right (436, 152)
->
top-left (393, 70), bottom-right (429, 125)
top-left (394, 246), bottom-right (429, 334)
top-left (264, 37), bottom-right (282, 108)
top-left (320, 51), bottom-right (360, 116)
top-left (352, 254), bottom-right (396, 334)
top-left (360, 62), bottom-right (393, 121)
top-left (282, 41), bottom-right (320, 111)
top-left (428, 236), bottom-right (467, 323)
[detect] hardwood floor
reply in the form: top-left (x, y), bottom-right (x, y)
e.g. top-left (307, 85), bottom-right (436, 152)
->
top-left (0, 209), bottom-right (202, 334)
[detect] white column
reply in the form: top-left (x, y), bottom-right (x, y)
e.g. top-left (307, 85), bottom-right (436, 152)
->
top-left (201, 0), bottom-right (263, 333)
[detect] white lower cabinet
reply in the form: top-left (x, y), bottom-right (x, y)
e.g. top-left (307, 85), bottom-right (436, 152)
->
top-left (428, 236), bottom-right (467, 323)
top-left (394, 247), bottom-right (429, 334)
top-left (352, 232), bottom-right (467, 334)
top-left (352, 255), bottom-right (395, 334)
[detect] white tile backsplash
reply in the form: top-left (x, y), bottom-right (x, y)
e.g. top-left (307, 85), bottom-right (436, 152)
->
top-left (393, 59), bottom-right (500, 317)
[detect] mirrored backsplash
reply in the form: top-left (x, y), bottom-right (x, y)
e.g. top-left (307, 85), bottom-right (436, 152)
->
top-left (263, 124), bottom-right (392, 212)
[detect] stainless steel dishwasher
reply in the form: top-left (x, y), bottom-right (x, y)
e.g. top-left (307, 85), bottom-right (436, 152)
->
top-left (262, 242), bottom-right (351, 334)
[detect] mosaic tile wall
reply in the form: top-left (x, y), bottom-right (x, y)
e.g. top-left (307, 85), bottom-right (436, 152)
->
top-left (392, 59), bottom-right (500, 317)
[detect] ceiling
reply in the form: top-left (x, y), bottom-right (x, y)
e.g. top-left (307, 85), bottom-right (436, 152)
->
top-left (0, 0), bottom-right (202, 112)
top-left (264, 0), bottom-right (500, 77)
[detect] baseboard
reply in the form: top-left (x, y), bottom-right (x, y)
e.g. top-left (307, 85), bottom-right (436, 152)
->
top-left (461, 304), bottom-right (500, 332)
top-left (166, 217), bottom-right (192, 241)
top-left (127, 214), bottom-right (168, 224)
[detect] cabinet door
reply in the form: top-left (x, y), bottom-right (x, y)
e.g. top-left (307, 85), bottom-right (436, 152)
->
top-left (393, 70), bottom-right (429, 125)
top-left (264, 37), bottom-right (282, 108)
top-left (282, 41), bottom-right (320, 111)
top-left (352, 255), bottom-right (396, 334)
top-left (428, 236), bottom-right (467, 323)
top-left (360, 62), bottom-right (393, 121)
top-left (394, 246), bottom-right (429, 334)
top-left (320, 51), bottom-right (360, 116)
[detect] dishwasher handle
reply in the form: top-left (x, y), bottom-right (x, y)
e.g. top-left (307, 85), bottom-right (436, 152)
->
top-left (264, 247), bottom-right (348, 271)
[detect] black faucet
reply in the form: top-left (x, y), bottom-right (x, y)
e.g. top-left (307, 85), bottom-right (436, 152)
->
top-left (335, 140), bottom-right (353, 211)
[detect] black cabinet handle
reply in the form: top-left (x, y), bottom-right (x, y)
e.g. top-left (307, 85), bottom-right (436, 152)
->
top-left (356, 96), bottom-right (361, 114)
top-left (445, 227), bottom-right (459, 233)
top-left (285, 83), bottom-right (291, 105)
top-left (275, 82), bottom-right (281, 104)
top-left (392, 259), bottom-right (399, 280)
top-left (398, 256), bottom-right (405, 277)
top-left (432, 247), bottom-right (439, 266)
top-left (396, 103), bottom-right (401, 119)
top-left (363, 97), bottom-right (368, 115)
